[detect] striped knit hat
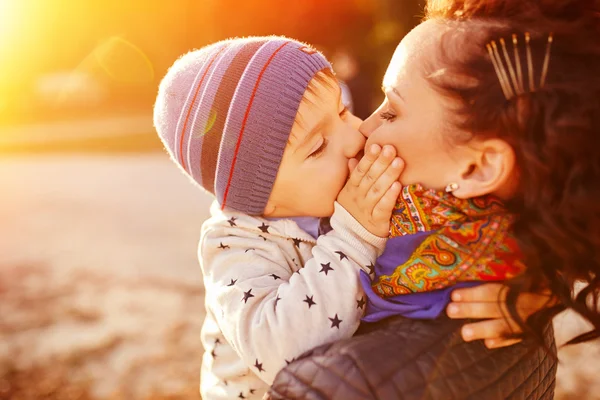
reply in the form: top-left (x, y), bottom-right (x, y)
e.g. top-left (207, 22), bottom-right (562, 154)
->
top-left (154, 36), bottom-right (332, 215)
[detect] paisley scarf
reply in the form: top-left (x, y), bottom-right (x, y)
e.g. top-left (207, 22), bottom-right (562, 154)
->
top-left (371, 184), bottom-right (526, 297)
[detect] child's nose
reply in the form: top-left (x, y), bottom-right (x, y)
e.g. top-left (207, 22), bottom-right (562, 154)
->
top-left (344, 125), bottom-right (366, 159)
top-left (347, 113), bottom-right (363, 130)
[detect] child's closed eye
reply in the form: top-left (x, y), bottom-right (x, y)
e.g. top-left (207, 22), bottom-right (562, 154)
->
top-left (309, 138), bottom-right (328, 158)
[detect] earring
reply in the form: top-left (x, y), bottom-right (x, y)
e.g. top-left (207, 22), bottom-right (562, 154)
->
top-left (445, 183), bottom-right (459, 193)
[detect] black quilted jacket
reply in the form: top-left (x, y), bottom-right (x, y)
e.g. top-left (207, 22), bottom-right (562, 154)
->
top-left (266, 315), bottom-right (557, 400)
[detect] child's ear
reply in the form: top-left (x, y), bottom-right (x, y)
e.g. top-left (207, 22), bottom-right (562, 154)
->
top-left (453, 139), bottom-right (516, 199)
top-left (263, 201), bottom-right (276, 217)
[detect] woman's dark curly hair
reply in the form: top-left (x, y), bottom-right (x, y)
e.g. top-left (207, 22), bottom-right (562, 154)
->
top-left (425, 0), bottom-right (600, 344)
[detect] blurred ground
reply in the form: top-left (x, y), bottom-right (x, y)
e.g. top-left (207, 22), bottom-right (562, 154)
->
top-left (0, 154), bottom-right (210, 399)
top-left (0, 154), bottom-right (599, 399)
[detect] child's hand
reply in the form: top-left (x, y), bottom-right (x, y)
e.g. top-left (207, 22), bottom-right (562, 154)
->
top-left (337, 144), bottom-right (403, 237)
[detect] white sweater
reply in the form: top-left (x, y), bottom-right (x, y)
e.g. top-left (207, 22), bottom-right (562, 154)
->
top-left (199, 201), bottom-right (386, 400)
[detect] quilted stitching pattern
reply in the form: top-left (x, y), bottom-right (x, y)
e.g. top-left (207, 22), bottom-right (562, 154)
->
top-left (266, 316), bottom-right (556, 400)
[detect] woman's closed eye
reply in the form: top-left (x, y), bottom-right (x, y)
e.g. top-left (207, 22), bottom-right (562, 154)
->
top-left (309, 138), bottom-right (328, 158)
top-left (379, 110), bottom-right (397, 121)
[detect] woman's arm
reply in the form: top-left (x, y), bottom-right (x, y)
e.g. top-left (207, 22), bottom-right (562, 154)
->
top-left (447, 283), bottom-right (557, 348)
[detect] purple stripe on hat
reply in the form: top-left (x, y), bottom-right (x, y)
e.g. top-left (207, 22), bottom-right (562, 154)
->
top-left (216, 41), bottom-right (331, 213)
top-left (155, 44), bottom-right (226, 161)
top-left (199, 39), bottom-right (267, 193)
top-left (174, 42), bottom-right (230, 170)
top-left (183, 41), bottom-right (247, 188)
top-left (214, 39), bottom-right (291, 207)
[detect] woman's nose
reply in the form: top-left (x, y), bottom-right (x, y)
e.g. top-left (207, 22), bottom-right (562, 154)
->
top-left (358, 115), bottom-right (378, 138)
top-left (359, 109), bottom-right (383, 138)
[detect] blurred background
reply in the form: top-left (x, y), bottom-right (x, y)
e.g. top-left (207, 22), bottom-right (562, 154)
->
top-left (0, 0), bottom-right (598, 399)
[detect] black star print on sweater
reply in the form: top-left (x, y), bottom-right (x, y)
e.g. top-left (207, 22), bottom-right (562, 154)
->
top-left (218, 242), bottom-right (230, 250)
top-left (227, 279), bottom-right (237, 286)
top-left (258, 223), bottom-right (270, 233)
top-left (274, 295), bottom-right (281, 309)
top-left (292, 238), bottom-right (302, 248)
top-left (227, 217), bottom-right (237, 227)
top-left (357, 296), bottom-right (366, 309)
top-left (244, 248), bottom-right (256, 253)
top-left (303, 295), bottom-right (316, 308)
top-left (211, 349), bottom-right (217, 358)
top-left (329, 314), bottom-right (343, 329)
top-left (335, 251), bottom-right (348, 261)
top-left (238, 392), bottom-right (246, 399)
top-left (319, 262), bottom-right (334, 275)
top-left (367, 262), bottom-right (375, 275)
top-left (242, 289), bottom-right (255, 303)
top-left (259, 235), bottom-right (268, 241)
top-left (254, 359), bottom-right (265, 372)
top-left (270, 274), bottom-right (281, 280)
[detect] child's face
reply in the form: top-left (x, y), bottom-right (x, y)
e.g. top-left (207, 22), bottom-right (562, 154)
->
top-left (264, 76), bottom-right (365, 218)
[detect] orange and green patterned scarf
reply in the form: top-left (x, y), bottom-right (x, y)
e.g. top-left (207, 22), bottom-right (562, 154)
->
top-left (371, 184), bottom-right (526, 297)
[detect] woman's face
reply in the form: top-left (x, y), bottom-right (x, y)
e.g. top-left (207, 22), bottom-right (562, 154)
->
top-left (360, 20), bottom-right (472, 191)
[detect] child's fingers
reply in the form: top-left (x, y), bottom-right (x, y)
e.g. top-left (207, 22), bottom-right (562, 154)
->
top-left (372, 181), bottom-right (401, 223)
top-left (348, 158), bottom-right (359, 174)
top-left (348, 144), bottom-right (381, 187)
top-left (358, 145), bottom-right (396, 193)
top-left (365, 157), bottom-right (403, 205)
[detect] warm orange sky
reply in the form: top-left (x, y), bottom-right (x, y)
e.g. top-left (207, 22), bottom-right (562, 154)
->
top-left (0, 0), bottom-right (201, 124)
top-left (0, 1), bottom-right (92, 89)
top-left (0, 0), bottom-right (380, 89)
top-left (0, 0), bottom-right (416, 126)
top-left (0, 1), bottom-right (193, 87)
top-left (0, 1), bottom-right (35, 80)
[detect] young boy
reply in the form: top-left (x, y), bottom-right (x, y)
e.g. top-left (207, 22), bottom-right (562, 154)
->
top-left (153, 36), bottom-right (402, 400)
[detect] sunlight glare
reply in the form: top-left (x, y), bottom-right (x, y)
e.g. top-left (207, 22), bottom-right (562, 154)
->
top-left (0, 0), bottom-right (19, 52)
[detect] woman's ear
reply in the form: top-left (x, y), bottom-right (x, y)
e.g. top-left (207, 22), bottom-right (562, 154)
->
top-left (453, 139), bottom-right (517, 199)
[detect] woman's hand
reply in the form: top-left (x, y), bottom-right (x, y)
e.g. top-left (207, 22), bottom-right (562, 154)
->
top-left (337, 144), bottom-right (403, 237)
top-left (446, 283), bottom-right (556, 348)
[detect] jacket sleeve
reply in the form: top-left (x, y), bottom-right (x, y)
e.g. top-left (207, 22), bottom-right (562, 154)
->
top-left (200, 202), bottom-right (386, 384)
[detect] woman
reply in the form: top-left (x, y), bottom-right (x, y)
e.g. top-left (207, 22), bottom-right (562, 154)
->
top-left (267, 0), bottom-right (600, 398)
